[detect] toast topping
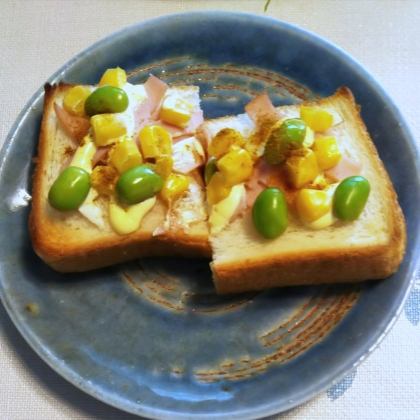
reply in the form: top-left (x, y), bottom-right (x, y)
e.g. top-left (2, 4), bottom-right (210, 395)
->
top-left (63, 85), bottom-right (92, 117)
top-left (84, 85), bottom-right (129, 116)
top-left (263, 118), bottom-right (307, 165)
top-left (109, 195), bottom-right (156, 235)
top-left (160, 95), bottom-right (194, 128)
top-left (206, 93), bottom-right (369, 237)
top-left (160, 174), bottom-right (190, 204)
top-left (98, 67), bottom-right (127, 88)
top-left (48, 67), bottom-right (206, 236)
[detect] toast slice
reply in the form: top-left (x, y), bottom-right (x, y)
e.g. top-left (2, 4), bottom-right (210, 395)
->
top-left (202, 88), bottom-right (406, 294)
top-left (29, 79), bottom-right (210, 272)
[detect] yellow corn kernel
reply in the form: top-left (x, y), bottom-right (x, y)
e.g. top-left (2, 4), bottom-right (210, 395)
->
top-left (206, 172), bottom-right (232, 206)
top-left (209, 128), bottom-right (245, 159)
top-left (300, 106), bottom-right (334, 132)
top-left (312, 136), bottom-right (342, 170)
top-left (109, 136), bottom-right (143, 173)
top-left (90, 165), bottom-right (119, 195)
top-left (160, 173), bottom-right (190, 204)
top-left (63, 85), bottom-right (92, 117)
top-left (99, 67), bottom-right (127, 88)
top-left (217, 146), bottom-right (253, 187)
top-left (296, 188), bottom-right (332, 222)
top-left (285, 149), bottom-right (319, 189)
top-left (138, 125), bottom-right (172, 158)
top-left (154, 154), bottom-right (174, 178)
top-left (160, 96), bottom-right (193, 128)
top-left (91, 114), bottom-right (127, 146)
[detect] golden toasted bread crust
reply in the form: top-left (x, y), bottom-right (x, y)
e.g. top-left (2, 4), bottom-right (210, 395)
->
top-left (210, 87), bottom-right (406, 294)
top-left (29, 83), bottom-right (210, 272)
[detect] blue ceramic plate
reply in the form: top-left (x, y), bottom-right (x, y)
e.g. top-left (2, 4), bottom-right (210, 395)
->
top-left (0, 11), bottom-right (419, 420)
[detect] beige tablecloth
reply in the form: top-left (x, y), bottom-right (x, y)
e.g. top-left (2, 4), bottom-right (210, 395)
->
top-left (1, 1), bottom-right (419, 419)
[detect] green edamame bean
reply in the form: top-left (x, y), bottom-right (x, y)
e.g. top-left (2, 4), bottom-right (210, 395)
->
top-left (264, 118), bottom-right (306, 165)
top-left (333, 176), bottom-right (370, 221)
top-left (204, 157), bottom-right (218, 185)
top-left (84, 86), bottom-right (129, 116)
top-left (116, 164), bottom-right (164, 205)
top-left (48, 166), bottom-right (90, 212)
top-left (252, 187), bottom-right (288, 239)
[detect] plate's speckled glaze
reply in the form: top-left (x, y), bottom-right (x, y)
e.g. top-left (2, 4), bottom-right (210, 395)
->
top-left (0, 11), bottom-right (419, 420)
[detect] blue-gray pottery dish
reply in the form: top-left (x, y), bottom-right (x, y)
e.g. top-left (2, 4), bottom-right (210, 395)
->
top-left (0, 11), bottom-right (419, 420)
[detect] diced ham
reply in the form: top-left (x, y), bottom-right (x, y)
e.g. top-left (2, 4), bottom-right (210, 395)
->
top-left (254, 158), bottom-right (275, 185)
top-left (59, 155), bottom-right (73, 172)
top-left (195, 122), bottom-right (212, 150)
top-left (54, 103), bottom-right (91, 144)
top-left (92, 146), bottom-right (110, 167)
top-left (143, 74), bottom-right (168, 120)
top-left (157, 121), bottom-right (189, 139)
top-left (324, 153), bottom-right (362, 182)
top-left (245, 92), bottom-right (280, 126)
top-left (315, 121), bottom-right (345, 139)
top-left (172, 133), bottom-right (196, 144)
top-left (244, 159), bottom-right (274, 208)
top-left (133, 98), bottom-right (153, 141)
top-left (172, 137), bottom-right (205, 174)
top-left (245, 183), bottom-right (266, 208)
top-left (185, 110), bottom-right (204, 133)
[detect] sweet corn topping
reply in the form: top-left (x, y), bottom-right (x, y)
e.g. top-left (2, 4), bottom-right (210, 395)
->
top-left (160, 95), bottom-right (193, 128)
top-left (300, 107), bottom-right (334, 132)
top-left (63, 86), bottom-right (92, 117)
top-left (109, 136), bottom-right (143, 173)
top-left (216, 146), bottom-right (253, 187)
top-left (206, 172), bottom-right (232, 206)
top-left (160, 173), bottom-right (190, 204)
top-left (99, 67), bottom-right (127, 88)
top-left (209, 128), bottom-right (245, 160)
top-left (312, 136), bottom-right (342, 170)
top-left (138, 125), bottom-right (172, 158)
top-left (285, 149), bottom-right (319, 189)
top-left (154, 155), bottom-right (174, 179)
top-left (90, 165), bottom-right (119, 195)
top-left (91, 114), bottom-right (127, 146)
top-left (296, 188), bottom-right (332, 222)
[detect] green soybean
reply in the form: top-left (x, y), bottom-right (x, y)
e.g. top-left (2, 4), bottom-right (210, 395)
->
top-left (264, 118), bottom-right (306, 165)
top-left (84, 86), bottom-right (129, 116)
top-left (252, 187), bottom-right (288, 239)
top-left (48, 166), bottom-right (90, 212)
top-left (116, 164), bottom-right (164, 205)
top-left (333, 176), bottom-right (370, 221)
top-left (204, 157), bottom-right (218, 185)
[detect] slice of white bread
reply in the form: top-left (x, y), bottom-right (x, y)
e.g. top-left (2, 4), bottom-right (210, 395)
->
top-left (204, 87), bottom-right (406, 294)
top-left (29, 82), bottom-right (210, 272)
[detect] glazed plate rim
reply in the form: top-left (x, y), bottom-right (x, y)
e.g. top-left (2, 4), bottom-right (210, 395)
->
top-left (0, 11), bottom-right (419, 420)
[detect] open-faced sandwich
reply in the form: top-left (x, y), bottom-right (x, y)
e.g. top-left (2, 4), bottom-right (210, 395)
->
top-left (29, 68), bottom-right (210, 272)
top-left (200, 88), bottom-right (406, 293)
top-left (29, 67), bottom-right (406, 294)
